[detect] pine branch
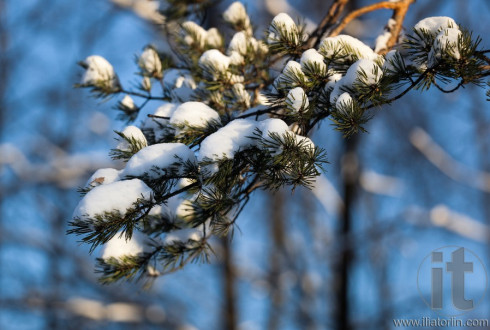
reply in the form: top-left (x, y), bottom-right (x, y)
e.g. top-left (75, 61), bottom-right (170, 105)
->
top-left (110, 130), bottom-right (147, 161)
top-left (68, 196), bottom-right (155, 253)
top-left (70, 2), bottom-right (490, 283)
top-left (96, 245), bottom-right (162, 284)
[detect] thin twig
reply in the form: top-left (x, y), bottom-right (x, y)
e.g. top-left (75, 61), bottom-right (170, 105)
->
top-left (237, 106), bottom-right (284, 119)
top-left (330, 0), bottom-right (413, 37)
top-left (433, 80), bottom-right (465, 93)
top-left (138, 97), bottom-right (150, 111)
top-left (365, 71), bottom-right (429, 110)
top-left (147, 114), bottom-right (170, 119)
top-left (306, 0), bottom-right (350, 48)
top-left (384, 0), bottom-right (415, 52)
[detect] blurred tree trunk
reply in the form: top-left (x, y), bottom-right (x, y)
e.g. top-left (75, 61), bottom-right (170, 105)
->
top-left (0, 2), bottom-right (189, 328)
top-left (222, 236), bottom-right (237, 330)
top-left (471, 93), bottom-right (490, 293)
top-left (0, 0), bottom-right (8, 313)
top-left (335, 135), bottom-right (359, 330)
top-left (267, 189), bottom-right (287, 330)
top-left (332, 0), bottom-right (359, 326)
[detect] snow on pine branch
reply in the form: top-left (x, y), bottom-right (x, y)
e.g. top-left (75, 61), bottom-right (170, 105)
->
top-left (71, 1), bottom-right (489, 283)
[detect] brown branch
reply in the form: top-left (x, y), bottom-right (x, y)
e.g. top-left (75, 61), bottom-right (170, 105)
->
top-left (330, 0), bottom-right (414, 38)
top-left (374, 0), bottom-right (415, 54)
top-left (222, 236), bottom-right (237, 330)
top-left (383, 0), bottom-right (415, 53)
top-left (306, 0), bottom-right (350, 48)
top-left (147, 114), bottom-right (170, 119)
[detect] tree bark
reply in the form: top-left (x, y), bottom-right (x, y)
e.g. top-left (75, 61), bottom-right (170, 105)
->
top-left (222, 236), bottom-right (237, 330)
top-left (335, 135), bottom-right (359, 330)
top-left (267, 189), bottom-right (287, 330)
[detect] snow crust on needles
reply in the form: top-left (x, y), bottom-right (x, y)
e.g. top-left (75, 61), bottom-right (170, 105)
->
top-left (123, 143), bottom-right (196, 178)
top-left (138, 47), bottom-right (162, 76)
top-left (169, 101), bottom-right (221, 128)
top-left (102, 230), bottom-right (150, 259)
top-left (330, 59), bottom-right (383, 103)
top-left (269, 13), bottom-right (298, 36)
top-left (81, 55), bottom-right (117, 86)
top-left (319, 35), bottom-right (379, 61)
top-left (286, 87), bottom-right (309, 112)
top-left (117, 125), bottom-right (147, 151)
top-left (300, 49), bottom-right (326, 72)
top-left (412, 17), bottom-right (461, 66)
top-left (85, 168), bottom-right (121, 188)
top-left (199, 118), bottom-right (290, 162)
top-left (413, 16), bottom-right (457, 35)
top-left (73, 179), bottom-right (152, 220)
top-left (199, 119), bottom-right (257, 160)
top-left (223, 1), bottom-right (249, 26)
top-left (199, 49), bottom-right (231, 73)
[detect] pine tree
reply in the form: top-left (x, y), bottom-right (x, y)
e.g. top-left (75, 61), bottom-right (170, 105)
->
top-left (68, 0), bottom-right (490, 284)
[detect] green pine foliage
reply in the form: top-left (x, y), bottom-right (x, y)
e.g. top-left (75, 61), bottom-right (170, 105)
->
top-left (110, 130), bottom-right (148, 161)
top-left (71, 3), bottom-right (490, 284)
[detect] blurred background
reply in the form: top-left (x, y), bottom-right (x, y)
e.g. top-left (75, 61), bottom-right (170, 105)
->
top-left (1, 0), bottom-right (490, 329)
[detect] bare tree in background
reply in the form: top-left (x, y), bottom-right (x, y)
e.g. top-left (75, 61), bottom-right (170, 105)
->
top-left (255, 1), bottom-right (490, 330)
top-left (0, 1), bottom-right (190, 328)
